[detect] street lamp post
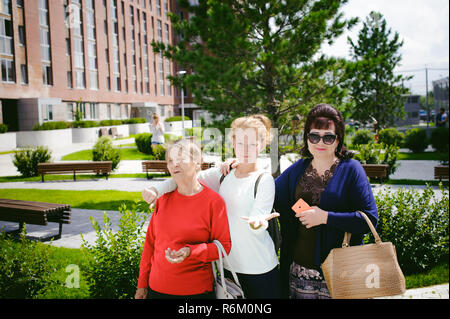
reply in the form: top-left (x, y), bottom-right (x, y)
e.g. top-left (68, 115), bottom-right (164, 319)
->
top-left (178, 70), bottom-right (187, 138)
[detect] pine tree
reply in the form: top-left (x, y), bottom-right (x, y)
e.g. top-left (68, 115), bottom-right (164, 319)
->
top-left (347, 11), bottom-right (412, 132)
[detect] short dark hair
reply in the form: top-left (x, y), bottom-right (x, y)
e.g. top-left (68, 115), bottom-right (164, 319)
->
top-left (300, 103), bottom-right (354, 160)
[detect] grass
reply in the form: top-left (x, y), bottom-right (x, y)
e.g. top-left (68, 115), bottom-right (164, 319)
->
top-left (0, 189), bottom-right (142, 211)
top-left (398, 152), bottom-right (449, 161)
top-left (0, 173), bottom-right (169, 183)
top-left (405, 263), bottom-right (449, 290)
top-left (61, 147), bottom-right (155, 161)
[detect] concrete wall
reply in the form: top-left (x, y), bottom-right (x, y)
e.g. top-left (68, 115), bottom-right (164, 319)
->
top-left (16, 128), bottom-right (72, 148)
top-left (0, 132), bottom-right (17, 151)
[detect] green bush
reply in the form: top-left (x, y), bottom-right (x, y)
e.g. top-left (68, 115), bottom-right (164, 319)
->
top-left (81, 202), bottom-right (150, 299)
top-left (33, 121), bottom-right (71, 131)
top-left (135, 133), bottom-right (153, 155)
top-left (367, 184), bottom-right (449, 275)
top-left (351, 129), bottom-right (374, 145)
top-left (0, 123), bottom-right (8, 133)
top-left (354, 142), bottom-right (400, 178)
top-left (0, 230), bottom-right (58, 298)
top-left (99, 120), bottom-right (123, 126)
top-left (430, 127), bottom-right (449, 153)
top-left (404, 128), bottom-right (429, 153)
top-left (72, 120), bottom-right (100, 128)
top-left (152, 144), bottom-right (166, 160)
top-left (123, 118), bottom-right (146, 124)
top-left (164, 133), bottom-right (181, 143)
top-left (13, 146), bottom-right (52, 177)
top-left (92, 137), bottom-right (120, 171)
top-left (164, 115), bottom-right (191, 122)
top-left (377, 128), bottom-right (404, 146)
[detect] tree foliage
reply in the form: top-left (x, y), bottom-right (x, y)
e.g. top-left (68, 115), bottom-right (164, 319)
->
top-left (347, 11), bottom-right (412, 131)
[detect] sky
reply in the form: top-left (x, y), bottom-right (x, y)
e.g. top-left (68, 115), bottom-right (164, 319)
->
top-left (320, 0), bottom-right (449, 96)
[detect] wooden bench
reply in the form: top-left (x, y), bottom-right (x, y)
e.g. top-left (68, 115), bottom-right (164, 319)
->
top-left (99, 127), bottom-right (109, 137)
top-left (142, 160), bottom-right (215, 179)
top-left (361, 164), bottom-right (389, 183)
top-left (0, 198), bottom-right (71, 242)
top-left (434, 165), bottom-right (449, 181)
top-left (37, 161), bottom-right (113, 182)
top-left (110, 127), bottom-right (123, 139)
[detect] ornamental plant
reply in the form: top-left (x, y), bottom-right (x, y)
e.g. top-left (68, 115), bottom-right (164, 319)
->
top-left (92, 136), bottom-right (120, 171)
top-left (13, 146), bottom-right (52, 177)
top-left (354, 142), bottom-right (400, 178)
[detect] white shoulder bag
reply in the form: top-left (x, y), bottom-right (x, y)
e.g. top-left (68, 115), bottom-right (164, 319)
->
top-left (212, 240), bottom-right (245, 299)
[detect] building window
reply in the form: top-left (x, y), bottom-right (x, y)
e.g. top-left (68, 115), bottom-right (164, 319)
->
top-left (67, 71), bottom-right (72, 88)
top-left (90, 70), bottom-right (98, 90)
top-left (18, 25), bottom-right (25, 46)
top-left (1, 58), bottom-right (15, 82)
top-left (42, 63), bottom-right (52, 85)
top-left (0, 0), bottom-right (11, 15)
top-left (107, 104), bottom-right (111, 118)
top-left (16, 0), bottom-right (23, 8)
top-left (156, 0), bottom-right (161, 16)
top-left (89, 103), bottom-right (98, 119)
top-left (67, 103), bottom-right (74, 121)
top-left (20, 64), bottom-right (27, 84)
top-left (42, 104), bottom-right (53, 121)
top-left (66, 38), bottom-right (71, 55)
top-left (75, 69), bottom-right (85, 88)
top-left (0, 18), bottom-right (13, 55)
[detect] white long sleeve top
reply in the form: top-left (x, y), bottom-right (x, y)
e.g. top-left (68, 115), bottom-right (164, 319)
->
top-left (152, 167), bottom-right (279, 275)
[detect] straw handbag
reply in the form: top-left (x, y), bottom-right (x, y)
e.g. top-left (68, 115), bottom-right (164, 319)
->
top-left (212, 240), bottom-right (245, 299)
top-left (321, 211), bottom-right (406, 299)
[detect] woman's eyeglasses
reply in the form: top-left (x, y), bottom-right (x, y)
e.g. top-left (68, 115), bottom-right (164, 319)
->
top-left (307, 132), bottom-right (337, 145)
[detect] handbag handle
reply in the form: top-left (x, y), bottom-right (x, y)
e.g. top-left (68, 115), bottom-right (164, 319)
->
top-left (342, 211), bottom-right (381, 248)
top-left (212, 240), bottom-right (245, 297)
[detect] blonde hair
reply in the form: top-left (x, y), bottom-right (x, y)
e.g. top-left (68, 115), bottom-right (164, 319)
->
top-left (165, 138), bottom-right (202, 169)
top-left (229, 114), bottom-right (272, 146)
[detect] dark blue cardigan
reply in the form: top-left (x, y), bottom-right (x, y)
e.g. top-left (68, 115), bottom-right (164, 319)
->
top-left (274, 158), bottom-right (378, 297)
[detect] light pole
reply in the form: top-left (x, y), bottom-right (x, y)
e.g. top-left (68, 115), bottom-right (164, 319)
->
top-left (178, 70), bottom-right (186, 138)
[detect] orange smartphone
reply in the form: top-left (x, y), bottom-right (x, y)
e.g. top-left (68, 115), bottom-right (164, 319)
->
top-left (291, 198), bottom-right (312, 215)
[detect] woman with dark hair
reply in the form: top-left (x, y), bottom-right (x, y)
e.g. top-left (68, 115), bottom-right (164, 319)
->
top-left (274, 103), bottom-right (378, 299)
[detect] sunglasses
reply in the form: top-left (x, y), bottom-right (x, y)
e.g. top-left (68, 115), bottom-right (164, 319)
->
top-left (307, 132), bottom-right (337, 145)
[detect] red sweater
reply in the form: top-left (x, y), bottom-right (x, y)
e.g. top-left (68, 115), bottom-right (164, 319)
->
top-left (137, 184), bottom-right (231, 295)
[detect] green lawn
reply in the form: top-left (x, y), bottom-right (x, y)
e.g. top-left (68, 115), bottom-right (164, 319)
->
top-left (0, 189), bottom-right (142, 211)
top-left (61, 147), bottom-right (153, 161)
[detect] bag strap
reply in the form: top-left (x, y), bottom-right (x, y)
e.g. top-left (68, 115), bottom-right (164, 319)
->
top-left (342, 211), bottom-right (382, 247)
top-left (212, 240), bottom-right (245, 297)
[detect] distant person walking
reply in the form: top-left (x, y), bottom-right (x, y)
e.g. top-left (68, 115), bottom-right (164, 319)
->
top-left (436, 108), bottom-right (448, 127)
top-left (150, 113), bottom-right (165, 144)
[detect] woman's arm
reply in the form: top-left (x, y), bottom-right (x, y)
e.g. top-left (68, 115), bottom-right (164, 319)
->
top-left (137, 201), bottom-right (158, 289)
top-left (186, 197), bottom-right (232, 262)
top-left (326, 162), bottom-right (378, 234)
top-left (245, 173), bottom-right (276, 234)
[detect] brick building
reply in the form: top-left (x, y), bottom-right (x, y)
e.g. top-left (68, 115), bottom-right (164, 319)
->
top-left (0, 0), bottom-right (194, 131)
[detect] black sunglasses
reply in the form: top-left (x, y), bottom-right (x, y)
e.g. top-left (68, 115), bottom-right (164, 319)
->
top-left (307, 132), bottom-right (337, 145)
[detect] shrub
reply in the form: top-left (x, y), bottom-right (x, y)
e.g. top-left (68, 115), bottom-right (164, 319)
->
top-left (33, 121), bottom-right (71, 131)
top-left (377, 128), bottom-right (404, 146)
top-left (164, 115), bottom-right (191, 122)
top-left (0, 123), bottom-right (8, 133)
top-left (403, 128), bottom-right (429, 153)
top-left (164, 133), bottom-right (181, 143)
top-left (135, 133), bottom-right (153, 155)
top-left (351, 129), bottom-right (374, 145)
top-left (0, 229), bottom-right (58, 298)
top-left (72, 120), bottom-right (100, 128)
top-left (81, 202), bottom-right (150, 299)
top-left (354, 142), bottom-right (400, 178)
top-left (123, 118), bottom-right (146, 124)
top-left (366, 184), bottom-right (449, 275)
top-left (430, 127), bottom-right (449, 153)
top-left (92, 137), bottom-right (120, 171)
top-left (99, 120), bottom-right (123, 126)
top-left (152, 144), bottom-right (166, 160)
top-left (13, 146), bottom-right (52, 177)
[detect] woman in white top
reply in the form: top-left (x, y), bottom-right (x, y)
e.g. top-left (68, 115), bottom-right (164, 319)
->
top-left (142, 114), bottom-right (281, 298)
top-left (150, 113), bottom-right (165, 144)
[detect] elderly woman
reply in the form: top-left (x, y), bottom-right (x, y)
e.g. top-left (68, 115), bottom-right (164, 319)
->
top-left (274, 103), bottom-right (378, 299)
top-left (135, 139), bottom-right (231, 299)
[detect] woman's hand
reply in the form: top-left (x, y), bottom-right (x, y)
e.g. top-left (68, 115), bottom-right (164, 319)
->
top-left (142, 187), bottom-right (158, 209)
top-left (295, 206), bottom-right (328, 228)
top-left (220, 158), bottom-right (239, 176)
top-left (241, 212), bottom-right (280, 230)
top-left (165, 247), bottom-right (191, 264)
top-left (135, 288), bottom-right (148, 299)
